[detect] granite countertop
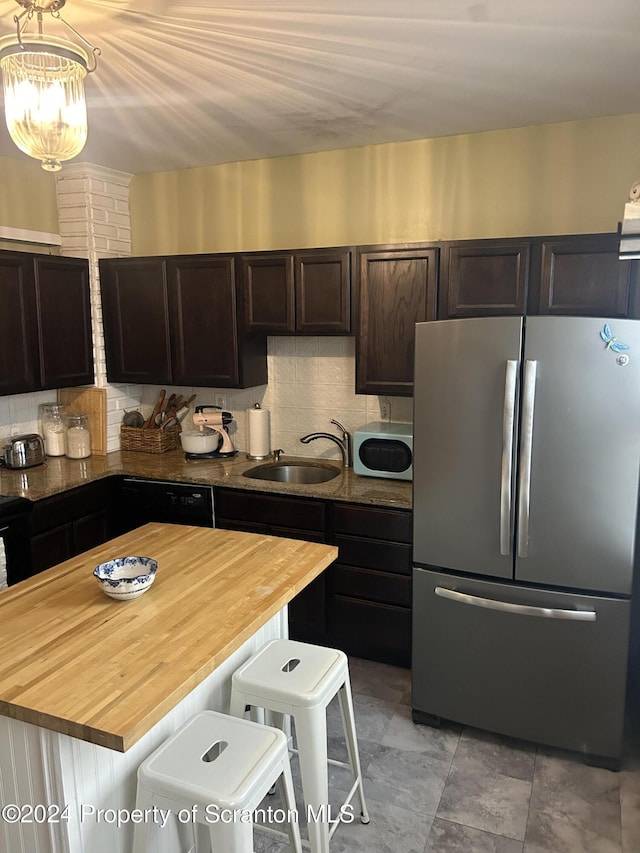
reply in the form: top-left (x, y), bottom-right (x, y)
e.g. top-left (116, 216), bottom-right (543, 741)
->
top-left (0, 449), bottom-right (412, 510)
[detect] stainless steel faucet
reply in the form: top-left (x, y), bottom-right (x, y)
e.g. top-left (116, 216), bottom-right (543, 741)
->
top-left (300, 419), bottom-right (353, 468)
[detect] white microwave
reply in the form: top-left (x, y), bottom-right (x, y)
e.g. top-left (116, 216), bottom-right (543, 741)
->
top-left (353, 422), bottom-right (413, 481)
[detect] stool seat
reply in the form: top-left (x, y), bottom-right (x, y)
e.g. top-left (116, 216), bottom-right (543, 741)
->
top-left (132, 710), bottom-right (302, 853)
top-left (232, 639), bottom-right (346, 708)
top-left (230, 639), bottom-right (369, 853)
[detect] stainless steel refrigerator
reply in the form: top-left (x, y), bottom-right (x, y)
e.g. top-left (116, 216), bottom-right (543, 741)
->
top-left (412, 316), bottom-right (640, 769)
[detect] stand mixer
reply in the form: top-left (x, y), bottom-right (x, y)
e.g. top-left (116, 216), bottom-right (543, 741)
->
top-left (186, 405), bottom-right (238, 460)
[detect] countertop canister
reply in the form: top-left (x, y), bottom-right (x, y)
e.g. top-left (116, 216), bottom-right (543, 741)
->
top-left (40, 403), bottom-right (66, 457)
top-left (65, 413), bottom-right (91, 459)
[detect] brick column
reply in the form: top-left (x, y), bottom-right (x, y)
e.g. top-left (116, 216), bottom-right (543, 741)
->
top-left (55, 163), bottom-right (140, 452)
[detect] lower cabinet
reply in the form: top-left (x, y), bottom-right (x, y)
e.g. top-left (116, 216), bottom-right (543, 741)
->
top-left (30, 480), bottom-right (114, 574)
top-left (214, 487), bottom-right (413, 666)
top-left (328, 503), bottom-right (412, 667)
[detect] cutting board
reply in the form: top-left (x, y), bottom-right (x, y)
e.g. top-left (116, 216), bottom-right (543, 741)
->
top-left (57, 387), bottom-right (107, 456)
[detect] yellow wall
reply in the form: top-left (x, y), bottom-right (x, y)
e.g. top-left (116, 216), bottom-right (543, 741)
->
top-left (0, 154), bottom-right (58, 234)
top-left (130, 113), bottom-right (640, 256)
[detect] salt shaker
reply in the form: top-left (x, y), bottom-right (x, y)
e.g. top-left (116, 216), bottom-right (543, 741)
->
top-left (65, 413), bottom-right (91, 459)
top-left (40, 403), bottom-right (67, 457)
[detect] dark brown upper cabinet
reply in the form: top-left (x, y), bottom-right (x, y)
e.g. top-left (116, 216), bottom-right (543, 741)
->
top-left (240, 248), bottom-right (352, 334)
top-left (537, 234), bottom-right (638, 317)
top-left (439, 239), bottom-right (531, 319)
top-left (100, 257), bottom-right (171, 385)
top-left (100, 255), bottom-right (267, 388)
top-left (34, 256), bottom-right (94, 390)
top-left (166, 255), bottom-right (266, 387)
top-left (0, 252), bottom-right (39, 395)
top-left (0, 251), bottom-right (92, 397)
top-left (439, 233), bottom-right (639, 321)
top-left (356, 244), bottom-right (439, 396)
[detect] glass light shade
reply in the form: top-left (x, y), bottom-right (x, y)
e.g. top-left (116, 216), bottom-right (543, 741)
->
top-left (0, 41), bottom-right (88, 172)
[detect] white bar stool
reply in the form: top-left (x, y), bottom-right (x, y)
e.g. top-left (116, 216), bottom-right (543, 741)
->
top-left (229, 639), bottom-right (370, 853)
top-left (132, 709), bottom-right (303, 853)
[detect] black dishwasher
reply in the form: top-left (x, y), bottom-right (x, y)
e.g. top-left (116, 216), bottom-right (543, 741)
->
top-left (116, 478), bottom-right (215, 534)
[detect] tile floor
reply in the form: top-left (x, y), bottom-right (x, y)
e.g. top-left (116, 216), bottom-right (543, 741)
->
top-left (254, 655), bottom-right (640, 853)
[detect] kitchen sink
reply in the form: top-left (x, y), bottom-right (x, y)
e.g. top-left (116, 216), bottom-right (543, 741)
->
top-left (243, 462), bottom-right (341, 484)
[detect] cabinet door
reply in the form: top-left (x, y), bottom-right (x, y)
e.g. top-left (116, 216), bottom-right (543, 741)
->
top-left (73, 510), bottom-right (111, 555)
top-left (440, 240), bottom-right (530, 318)
top-left (295, 249), bottom-right (352, 334)
top-left (35, 256), bottom-right (94, 389)
top-left (31, 524), bottom-right (75, 573)
top-left (538, 235), bottom-right (636, 317)
top-left (356, 245), bottom-right (438, 396)
top-left (240, 254), bottom-right (295, 333)
top-left (167, 255), bottom-right (241, 386)
top-left (0, 252), bottom-right (39, 395)
top-left (100, 258), bottom-right (171, 383)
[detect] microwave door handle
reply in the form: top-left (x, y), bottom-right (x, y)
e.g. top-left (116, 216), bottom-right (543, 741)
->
top-left (500, 360), bottom-right (518, 556)
top-left (517, 359), bottom-right (538, 558)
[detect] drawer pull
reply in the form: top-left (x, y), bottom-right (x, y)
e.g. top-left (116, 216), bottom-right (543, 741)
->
top-left (434, 586), bottom-right (596, 621)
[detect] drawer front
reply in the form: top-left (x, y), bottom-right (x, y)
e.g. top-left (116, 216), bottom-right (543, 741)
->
top-left (332, 564), bottom-right (411, 607)
top-left (334, 503), bottom-right (412, 542)
top-left (31, 480), bottom-right (112, 534)
top-left (334, 534), bottom-right (411, 575)
top-left (215, 489), bottom-right (324, 532)
top-left (329, 594), bottom-right (411, 667)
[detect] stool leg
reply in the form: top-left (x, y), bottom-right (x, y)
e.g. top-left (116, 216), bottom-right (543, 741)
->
top-left (294, 708), bottom-right (331, 853)
top-left (208, 817), bottom-right (253, 853)
top-left (228, 686), bottom-right (249, 719)
top-left (131, 782), bottom-right (153, 853)
top-left (338, 682), bottom-right (370, 824)
top-left (277, 759), bottom-right (303, 853)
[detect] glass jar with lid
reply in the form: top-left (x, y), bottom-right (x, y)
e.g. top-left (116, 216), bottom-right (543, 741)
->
top-left (65, 413), bottom-right (91, 459)
top-left (40, 402), bottom-right (67, 457)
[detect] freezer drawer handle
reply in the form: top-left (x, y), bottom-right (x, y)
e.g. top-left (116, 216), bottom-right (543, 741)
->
top-left (434, 586), bottom-right (597, 621)
top-left (517, 359), bottom-right (537, 558)
top-left (500, 360), bottom-right (518, 555)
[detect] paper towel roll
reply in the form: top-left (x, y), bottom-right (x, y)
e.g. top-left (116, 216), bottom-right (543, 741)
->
top-left (247, 405), bottom-right (271, 458)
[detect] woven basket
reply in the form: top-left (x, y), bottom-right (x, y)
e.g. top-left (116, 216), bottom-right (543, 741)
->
top-left (120, 425), bottom-right (181, 454)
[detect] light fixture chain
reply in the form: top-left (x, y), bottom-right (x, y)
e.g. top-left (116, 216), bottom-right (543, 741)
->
top-left (52, 9), bottom-right (100, 72)
top-left (13, 7), bottom-right (34, 49)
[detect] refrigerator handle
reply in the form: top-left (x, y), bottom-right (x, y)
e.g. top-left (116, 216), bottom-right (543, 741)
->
top-left (500, 360), bottom-right (518, 555)
top-left (517, 359), bottom-right (538, 558)
top-left (435, 587), bottom-right (596, 621)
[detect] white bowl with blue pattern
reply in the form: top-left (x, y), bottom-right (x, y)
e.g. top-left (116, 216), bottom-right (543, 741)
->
top-left (93, 556), bottom-right (158, 601)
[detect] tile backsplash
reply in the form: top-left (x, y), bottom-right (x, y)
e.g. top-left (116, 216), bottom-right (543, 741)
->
top-left (0, 390), bottom-right (57, 441)
top-left (0, 337), bottom-right (412, 461)
top-left (141, 336), bottom-right (413, 463)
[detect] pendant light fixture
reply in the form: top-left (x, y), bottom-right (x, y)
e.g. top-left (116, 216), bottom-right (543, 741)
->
top-left (0, 0), bottom-right (100, 172)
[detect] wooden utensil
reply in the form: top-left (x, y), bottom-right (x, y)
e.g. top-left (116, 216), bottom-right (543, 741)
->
top-left (144, 390), bottom-right (166, 428)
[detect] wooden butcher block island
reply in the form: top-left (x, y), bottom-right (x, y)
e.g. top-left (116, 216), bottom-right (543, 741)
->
top-left (0, 523), bottom-right (337, 751)
top-left (0, 524), bottom-right (337, 853)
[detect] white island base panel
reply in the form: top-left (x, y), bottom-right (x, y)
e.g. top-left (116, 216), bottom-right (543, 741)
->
top-left (0, 610), bottom-right (287, 853)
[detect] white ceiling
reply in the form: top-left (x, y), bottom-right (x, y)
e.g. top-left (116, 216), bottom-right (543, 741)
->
top-left (0, 0), bottom-right (639, 175)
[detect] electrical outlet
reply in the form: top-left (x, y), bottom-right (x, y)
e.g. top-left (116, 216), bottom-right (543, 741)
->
top-left (381, 397), bottom-right (391, 421)
top-left (214, 394), bottom-right (227, 410)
